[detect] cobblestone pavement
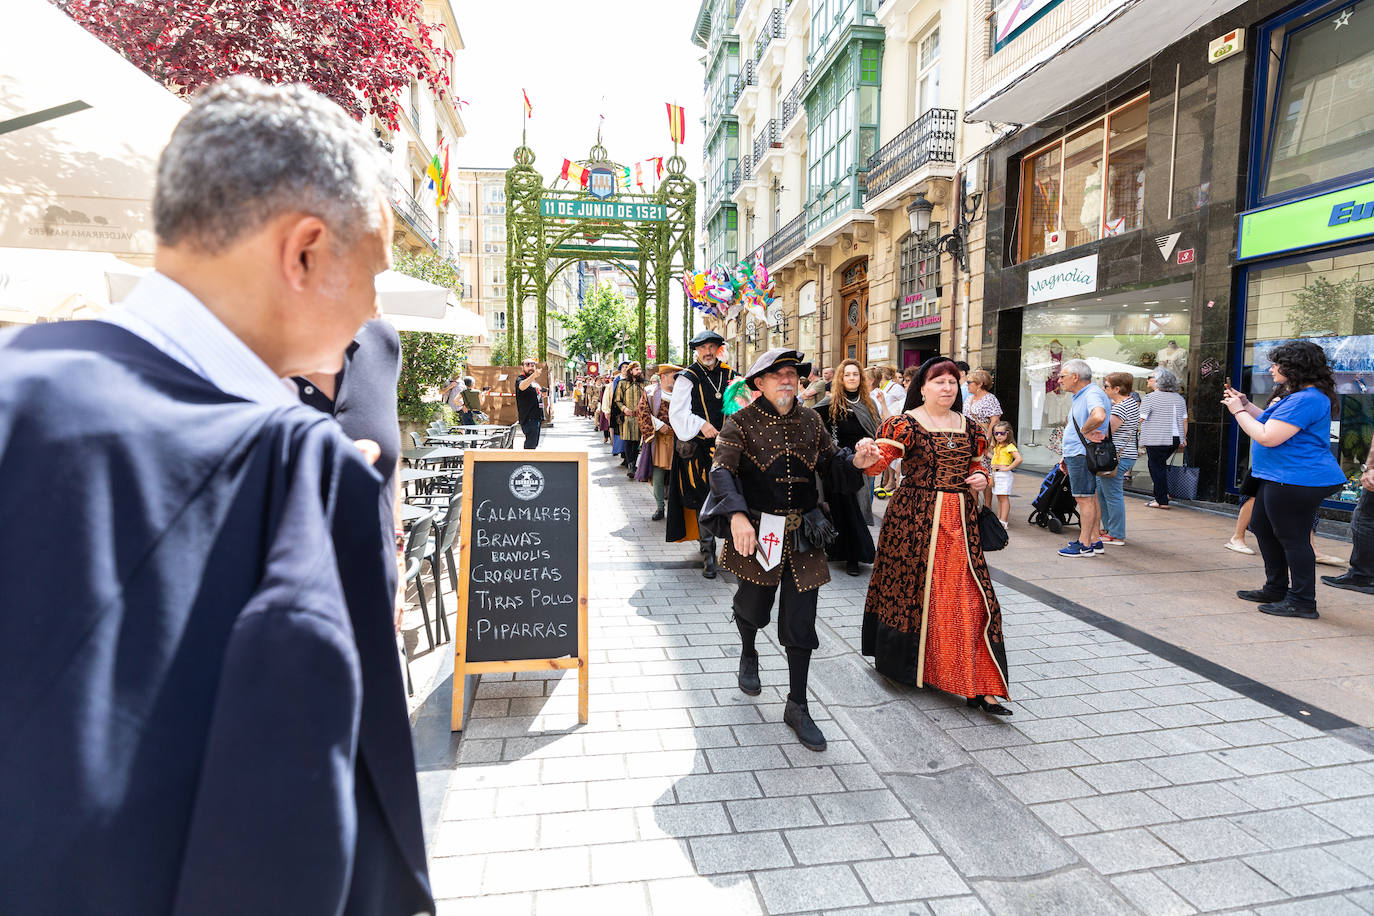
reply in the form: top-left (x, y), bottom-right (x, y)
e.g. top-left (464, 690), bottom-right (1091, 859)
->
top-left (427, 404), bottom-right (1374, 915)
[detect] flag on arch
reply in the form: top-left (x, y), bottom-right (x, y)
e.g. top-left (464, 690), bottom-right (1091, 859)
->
top-left (666, 103), bottom-right (686, 144)
top-left (522, 88), bottom-right (532, 118)
top-left (560, 159), bottom-right (589, 188)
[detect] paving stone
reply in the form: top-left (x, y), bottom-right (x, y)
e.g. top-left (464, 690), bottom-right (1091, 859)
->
top-left (1328, 837), bottom-right (1374, 879)
top-left (809, 653), bottom-right (913, 708)
top-left (1111, 872), bottom-right (1198, 916)
top-left (1072, 760), bottom-right (1171, 794)
top-left (1067, 827), bottom-right (1184, 874)
top-left (756, 765), bottom-right (847, 797)
top-left (1144, 727), bottom-right (1230, 755)
top-left (1312, 797), bottom-right (1374, 836)
top-left (645, 875), bottom-right (765, 916)
top-left (1000, 768), bottom-right (1097, 804)
top-left (1223, 773), bottom-right (1327, 809)
top-left (782, 739), bottom-right (869, 767)
top-left (1230, 807), bottom-right (1351, 850)
top-left (925, 898), bottom-right (990, 916)
top-left (813, 788), bottom-right (910, 825)
top-left (755, 864), bottom-right (871, 913)
top-left (832, 763), bottom-right (886, 791)
top-left (638, 802), bottom-right (733, 840)
top-left (589, 838), bottom-right (696, 883)
top-left (1203, 720), bottom-right (1298, 748)
top-left (478, 847), bottom-right (590, 894)
top-left (1244, 847), bottom-right (1372, 896)
top-left (1136, 704), bottom-right (1225, 730)
top-left (706, 744), bottom-right (793, 773)
top-left (726, 795), bottom-right (824, 832)
top-left (1279, 738), bottom-right (1374, 768)
top-left (538, 807), bottom-right (639, 848)
top-left (970, 748), bottom-right (1026, 776)
top-left (434, 892), bottom-right (532, 915)
top-left (674, 772), bottom-right (764, 804)
top-left (1006, 741), bottom-right (1098, 771)
top-left (1149, 817), bottom-right (1269, 861)
top-left (970, 867), bottom-right (1135, 915)
top-left (1256, 897), bottom-right (1369, 916)
top-left (1029, 801), bottom-right (1099, 837)
top-left (829, 702), bottom-right (973, 774)
top-left (783, 824), bottom-right (889, 865)
top-left (872, 819), bottom-right (939, 857)
top-left (1157, 860), bottom-right (1287, 910)
top-left (854, 856), bottom-right (968, 902)
top-left (1070, 792), bottom-right (1179, 831)
top-left (1292, 764), bottom-right (1374, 800)
top-left (1076, 733), bottom-right (1161, 762)
top-left (689, 831), bottom-right (794, 875)
top-left (887, 770), bottom-right (1077, 878)
top-left (1012, 718), bottom-right (1100, 743)
top-left (1142, 751), bottom-right (1244, 785)
top-left (624, 749), bottom-right (710, 780)
top-left (1147, 782), bottom-right (1254, 818)
top-left (534, 882), bottom-right (649, 911)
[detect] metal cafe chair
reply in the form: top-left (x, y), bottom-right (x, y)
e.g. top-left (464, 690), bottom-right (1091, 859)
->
top-left (423, 490), bottom-right (463, 644)
top-left (402, 506), bottom-right (439, 650)
top-left (399, 557), bottom-right (421, 696)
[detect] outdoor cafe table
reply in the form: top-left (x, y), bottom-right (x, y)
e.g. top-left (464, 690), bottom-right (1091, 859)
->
top-left (424, 433), bottom-right (502, 447)
top-left (400, 503), bottom-right (428, 523)
top-left (402, 446), bottom-right (463, 466)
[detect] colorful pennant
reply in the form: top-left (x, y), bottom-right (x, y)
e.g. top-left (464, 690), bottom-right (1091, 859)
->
top-left (666, 103), bottom-right (686, 145)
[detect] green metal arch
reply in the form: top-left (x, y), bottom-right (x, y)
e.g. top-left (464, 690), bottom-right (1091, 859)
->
top-left (504, 141), bottom-right (696, 366)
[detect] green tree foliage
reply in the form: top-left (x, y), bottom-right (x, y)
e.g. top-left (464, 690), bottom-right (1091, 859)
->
top-left (556, 280), bottom-right (641, 364)
top-left (1289, 276), bottom-right (1374, 337)
top-left (490, 332), bottom-right (538, 367)
top-left (389, 245), bottom-right (469, 421)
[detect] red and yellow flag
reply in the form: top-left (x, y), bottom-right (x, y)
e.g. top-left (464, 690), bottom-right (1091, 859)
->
top-left (666, 103), bottom-right (685, 145)
top-left (560, 159), bottom-right (588, 187)
top-left (522, 88), bottom-right (532, 119)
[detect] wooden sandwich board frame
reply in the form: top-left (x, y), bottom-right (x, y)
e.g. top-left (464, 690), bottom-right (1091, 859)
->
top-left (450, 449), bottom-right (589, 731)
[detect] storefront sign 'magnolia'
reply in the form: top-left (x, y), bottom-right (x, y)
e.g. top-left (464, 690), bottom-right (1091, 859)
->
top-left (1026, 253), bottom-right (1098, 305)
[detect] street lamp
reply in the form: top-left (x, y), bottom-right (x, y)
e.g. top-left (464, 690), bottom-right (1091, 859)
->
top-left (904, 188), bottom-right (981, 275)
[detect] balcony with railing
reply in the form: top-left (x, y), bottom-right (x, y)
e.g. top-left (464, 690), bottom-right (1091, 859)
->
top-left (483, 203), bottom-right (506, 216)
top-left (451, 200), bottom-right (472, 215)
top-left (752, 119), bottom-right (781, 169)
top-left (781, 69), bottom-right (810, 130)
top-left (730, 155), bottom-right (753, 195)
top-left (754, 8), bottom-right (784, 62)
top-left (761, 212), bottom-right (806, 266)
top-left (389, 178), bottom-right (435, 247)
top-left (732, 59), bottom-right (756, 110)
top-left (455, 238), bottom-right (473, 254)
top-left (863, 108), bottom-right (957, 201)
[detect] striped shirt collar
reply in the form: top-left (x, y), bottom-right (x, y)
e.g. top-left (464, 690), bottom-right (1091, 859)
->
top-left (102, 271), bottom-right (297, 407)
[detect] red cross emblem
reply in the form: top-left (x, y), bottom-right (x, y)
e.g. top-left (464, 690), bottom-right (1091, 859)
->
top-left (760, 531), bottom-right (781, 561)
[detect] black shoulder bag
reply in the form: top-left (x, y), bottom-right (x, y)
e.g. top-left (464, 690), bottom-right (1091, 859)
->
top-left (1072, 412), bottom-right (1118, 476)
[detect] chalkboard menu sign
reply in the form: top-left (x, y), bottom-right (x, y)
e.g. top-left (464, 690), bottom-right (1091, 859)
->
top-left (451, 450), bottom-right (588, 731)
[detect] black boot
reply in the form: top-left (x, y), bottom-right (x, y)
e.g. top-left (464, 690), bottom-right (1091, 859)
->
top-left (700, 537), bottom-right (717, 579)
top-left (650, 507), bottom-right (665, 521)
top-left (737, 651), bottom-right (761, 696)
top-left (784, 699), bottom-right (826, 752)
top-left (1237, 588), bottom-right (1285, 603)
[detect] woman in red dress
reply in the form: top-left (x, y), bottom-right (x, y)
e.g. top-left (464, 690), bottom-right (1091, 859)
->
top-left (861, 357), bottom-right (1011, 715)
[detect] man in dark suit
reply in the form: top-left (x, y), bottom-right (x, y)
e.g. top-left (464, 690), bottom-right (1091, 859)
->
top-left (0, 77), bottom-right (432, 915)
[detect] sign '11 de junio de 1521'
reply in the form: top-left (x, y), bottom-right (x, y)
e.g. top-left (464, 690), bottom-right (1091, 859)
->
top-left (539, 199), bottom-right (668, 222)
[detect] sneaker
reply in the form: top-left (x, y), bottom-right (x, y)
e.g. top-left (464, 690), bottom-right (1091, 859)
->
top-left (1090, 541), bottom-right (1106, 555)
top-left (1058, 541), bottom-right (1093, 557)
top-left (1237, 588), bottom-right (1285, 603)
top-left (1099, 535), bottom-right (1125, 547)
top-left (1258, 598), bottom-right (1319, 619)
top-left (1322, 572), bottom-right (1374, 595)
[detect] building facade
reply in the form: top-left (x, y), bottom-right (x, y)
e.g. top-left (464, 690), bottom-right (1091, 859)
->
top-left (966, 0), bottom-right (1371, 512)
top-left (692, 0), bottom-right (989, 375)
top-left (450, 167), bottom-right (506, 364)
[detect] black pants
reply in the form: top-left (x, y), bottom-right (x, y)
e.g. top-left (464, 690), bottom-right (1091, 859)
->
top-left (623, 438), bottom-right (641, 472)
top-left (1144, 444), bottom-right (1175, 505)
top-left (1351, 488), bottom-right (1374, 580)
top-left (520, 416), bottom-right (541, 449)
top-left (732, 570), bottom-right (820, 650)
top-left (1251, 479), bottom-right (1337, 606)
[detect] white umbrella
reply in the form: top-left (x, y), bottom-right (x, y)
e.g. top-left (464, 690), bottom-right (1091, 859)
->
top-left (0, 0), bottom-right (189, 257)
top-left (386, 298), bottom-right (485, 337)
top-left (0, 246), bottom-right (141, 323)
top-left (1026, 356), bottom-right (1152, 377)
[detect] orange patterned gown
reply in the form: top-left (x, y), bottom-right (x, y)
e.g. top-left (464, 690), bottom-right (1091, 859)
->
top-left (862, 413), bottom-right (1009, 698)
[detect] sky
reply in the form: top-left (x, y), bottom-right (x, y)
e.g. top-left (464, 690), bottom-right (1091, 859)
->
top-left (450, 0), bottom-right (708, 354)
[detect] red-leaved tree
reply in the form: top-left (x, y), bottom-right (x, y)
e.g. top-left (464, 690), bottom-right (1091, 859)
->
top-left (52, 0), bottom-right (458, 130)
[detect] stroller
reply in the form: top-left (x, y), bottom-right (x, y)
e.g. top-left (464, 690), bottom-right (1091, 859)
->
top-left (1027, 465), bottom-right (1079, 533)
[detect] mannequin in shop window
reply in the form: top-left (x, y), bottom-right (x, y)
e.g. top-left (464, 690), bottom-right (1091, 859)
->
top-left (1156, 341), bottom-right (1187, 380)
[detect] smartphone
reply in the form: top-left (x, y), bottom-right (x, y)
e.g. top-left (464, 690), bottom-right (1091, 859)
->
top-left (1224, 376), bottom-right (1232, 391)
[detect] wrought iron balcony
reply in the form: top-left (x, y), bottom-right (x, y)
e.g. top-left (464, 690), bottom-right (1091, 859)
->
top-left (731, 155), bottom-right (753, 194)
top-left (768, 212), bottom-right (806, 265)
top-left (455, 239), bottom-right (473, 254)
top-left (439, 240), bottom-right (457, 262)
top-left (732, 59), bottom-right (756, 108)
top-left (753, 119), bottom-right (781, 167)
top-left (452, 201), bottom-right (472, 215)
top-left (863, 108), bottom-right (957, 200)
top-left (781, 69), bottom-right (809, 128)
top-left (755, 8), bottom-right (784, 61)
top-left (734, 0), bottom-right (746, 16)
top-left (389, 178), bottom-right (435, 246)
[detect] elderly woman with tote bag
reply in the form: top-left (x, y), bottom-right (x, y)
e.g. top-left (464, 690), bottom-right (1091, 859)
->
top-left (1139, 367), bottom-right (1187, 508)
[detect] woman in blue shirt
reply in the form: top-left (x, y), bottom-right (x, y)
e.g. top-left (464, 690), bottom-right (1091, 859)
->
top-left (1222, 341), bottom-right (1346, 618)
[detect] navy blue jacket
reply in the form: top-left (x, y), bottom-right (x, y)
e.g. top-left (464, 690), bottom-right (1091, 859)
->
top-left (0, 322), bottom-right (433, 915)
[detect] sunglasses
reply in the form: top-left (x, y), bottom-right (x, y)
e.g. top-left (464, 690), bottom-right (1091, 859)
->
top-left (994, 431), bottom-right (1009, 436)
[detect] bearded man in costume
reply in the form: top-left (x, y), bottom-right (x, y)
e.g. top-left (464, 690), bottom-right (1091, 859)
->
top-left (667, 330), bottom-right (738, 578)
top-left (699, 349), bottom-right (879, 750)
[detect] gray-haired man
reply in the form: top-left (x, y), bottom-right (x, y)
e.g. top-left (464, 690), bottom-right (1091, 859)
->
top-left (1057, 358), bottom-right (1111, 558)
top-left (0, 78), bottom-right (432, 915)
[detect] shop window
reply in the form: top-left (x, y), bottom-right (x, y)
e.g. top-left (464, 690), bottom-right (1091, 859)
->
top-left (1016, 93), bottom-right (1147, 262)
top-left (1239, 245), bottom-right (1374, 504)
top-left (1012, 286), bottom-right (1192, 481)
top-left (1259, 0), bottom-right (1374, 200)
top-left (898, 227), bottom-right (942, 315)
top-left (797, 281), bottom-right (818, 358)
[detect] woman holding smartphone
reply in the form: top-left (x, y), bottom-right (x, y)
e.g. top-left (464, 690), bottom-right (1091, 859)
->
top-left (1222, 341), bottom-right (1345, 619)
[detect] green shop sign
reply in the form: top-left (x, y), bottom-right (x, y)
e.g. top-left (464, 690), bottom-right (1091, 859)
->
top-left (1238, 178), bottom-right (1374, 261)
top-left (539, 199), bottom-right (667, 222)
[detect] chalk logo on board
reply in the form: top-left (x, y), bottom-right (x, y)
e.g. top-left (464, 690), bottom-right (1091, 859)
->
top-left (509, 465), bottom-right (545, 501)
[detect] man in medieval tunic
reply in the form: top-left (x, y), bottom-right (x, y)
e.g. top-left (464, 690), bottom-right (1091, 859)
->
top-left (667, 330), bottom-right (739, 578)
top-left (699, 349), bottom-right (879, 750)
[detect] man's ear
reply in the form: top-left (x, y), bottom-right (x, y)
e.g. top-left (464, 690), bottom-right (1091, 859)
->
top-left (280, 215), bottom-right (329, 292)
